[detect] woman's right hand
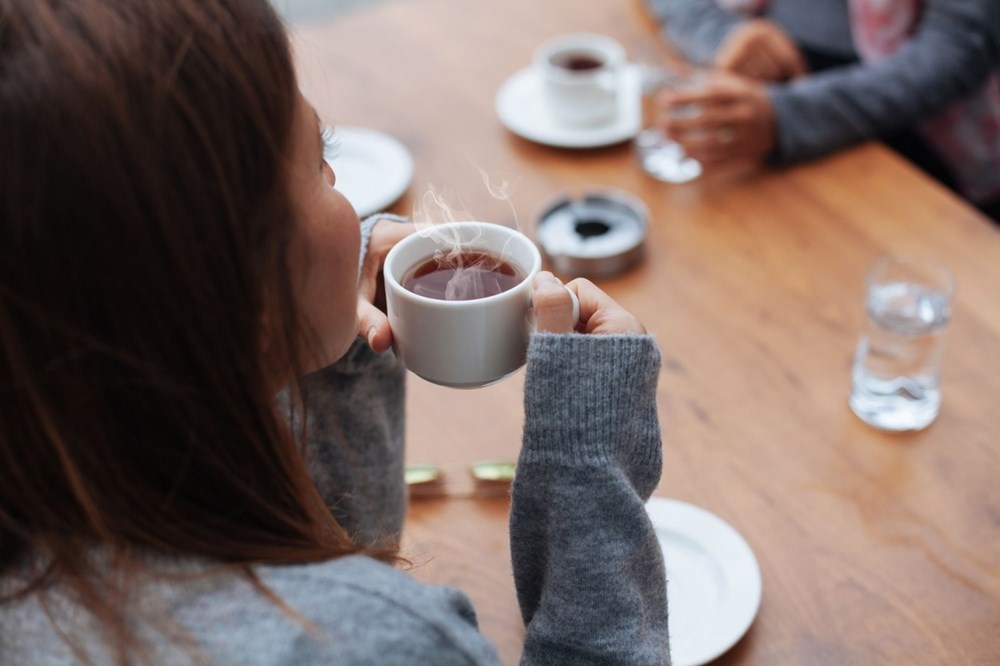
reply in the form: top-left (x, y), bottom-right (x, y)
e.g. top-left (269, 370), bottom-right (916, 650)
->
top-left (532, 272), bottom-right (646, 335)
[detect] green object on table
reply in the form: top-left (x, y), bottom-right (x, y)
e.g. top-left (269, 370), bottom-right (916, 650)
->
top-left (404, 464), bottom-right (441, 485)
top-left (470, 460), bottom-right (516, 482)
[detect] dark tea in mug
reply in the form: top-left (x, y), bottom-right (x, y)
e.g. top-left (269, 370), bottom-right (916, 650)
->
top-left (402, 251), bottom-right (523, 301)
top-left (551, 50), bottom-right (605, 72)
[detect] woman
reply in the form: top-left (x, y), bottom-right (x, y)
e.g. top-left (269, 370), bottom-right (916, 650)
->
top-left (645, 0), bottom-right (1000, 221)
top-left (0, 0), bottom-right (669, 663)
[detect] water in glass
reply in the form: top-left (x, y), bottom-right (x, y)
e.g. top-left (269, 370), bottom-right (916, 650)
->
top-left (849, 281), bottom-right (951, 431)
top-left (633, 57), bottom-right (702, 184)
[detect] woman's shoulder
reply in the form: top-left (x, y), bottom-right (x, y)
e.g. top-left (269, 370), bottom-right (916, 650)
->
top-left (0, 554), bottom-right (500, 665)
top-left (179, 555), bottom-right (500, 665)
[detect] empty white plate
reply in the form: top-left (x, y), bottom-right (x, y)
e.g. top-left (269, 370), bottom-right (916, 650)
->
top-left (645, 497), bottom-right (762, 666)
top-left (326, 126), bottom-right (413, 218)
top-left (495, 64), bottom-right (641, 149)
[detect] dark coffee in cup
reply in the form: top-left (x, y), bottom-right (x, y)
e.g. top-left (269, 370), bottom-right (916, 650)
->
top-left (402, 251), bottom-right (523, 301)
top-left (552, 50), bottom-right (605, 71)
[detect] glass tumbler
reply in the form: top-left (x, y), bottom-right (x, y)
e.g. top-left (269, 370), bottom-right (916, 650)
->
top-left (633, 57), bottom-right (703, 184)
top-left (849, 256), bottom-right (956, 432)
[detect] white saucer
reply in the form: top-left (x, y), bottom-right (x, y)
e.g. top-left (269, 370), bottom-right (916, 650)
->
top-left (326, 126), bottom-right (413, 218)
top-left (645, 498), bottom-right (762, 666)
top-left (495, 64), bottom-right (641, 149)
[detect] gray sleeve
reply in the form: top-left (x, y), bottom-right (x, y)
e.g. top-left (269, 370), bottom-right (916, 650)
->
top-left (511, 334), bottom-right (669, 665)
top-left (645, 0), bottom-right (745, 65)
top-left (768, 0), bottom-right (1000, 162)
top-left (358, 212), bottom-right (409, 281)
top-left (294, 339), bottom-right (407, 548)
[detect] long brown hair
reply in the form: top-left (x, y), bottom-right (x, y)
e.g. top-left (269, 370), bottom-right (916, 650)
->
top-left (0, 0), bottom-right (381, 659)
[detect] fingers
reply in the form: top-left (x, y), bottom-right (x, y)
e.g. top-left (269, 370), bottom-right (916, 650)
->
top-left (566, 278), bottom-right (646, 335)
top-left (356, 219), bottom-right (414, 353)
top-left (357, 298), bottom-right (393, 353)
top-left (664, 80), bottom-right (742, 108)
top-left (532, 272), bottom-right (577, 333)
top-left (722, 40), bottom-right (784, 81)
top-left (661, 101), bottom-right (749, 135)
top-left (714, 20), bottom-right (806, 82)
top-left (656, 73), bottom-right (774, 166)
top-left (744, 47), bottom-right (785, 81)
top-left (673, 132), bottom-right (733, 165)
top-left (358, 220), bottom-right (415, 301)
top-left (772, 37), bottom-right (807, 78)
top-left (659, 98), bottom-right (746, 164)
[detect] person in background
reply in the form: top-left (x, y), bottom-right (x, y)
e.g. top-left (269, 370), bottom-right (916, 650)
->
top-left (645, 0), bottom-right (1000, 222)
top-left (0, 0), bottom-right (669, 663)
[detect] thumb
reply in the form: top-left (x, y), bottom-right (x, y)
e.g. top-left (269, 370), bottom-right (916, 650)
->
top-left (357, 298), bottom-right (393, 353)
top-left (532, 272), bottom-right (576, 333)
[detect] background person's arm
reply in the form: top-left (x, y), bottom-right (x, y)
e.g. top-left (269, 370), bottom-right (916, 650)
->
top-left (645, 0), bottom-right (746, 65)
top-left (768, 0), bottom-right (1000, 162)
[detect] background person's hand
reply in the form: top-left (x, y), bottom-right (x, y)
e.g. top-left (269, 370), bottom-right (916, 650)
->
top-left (533, 272), bottom-right (646, 335)
top-left (658, 71), bottom-right (776, 167)
top-left (357, 219), bottom-right (414, 353)
top-left (715, 19), bottom-right (806, 82)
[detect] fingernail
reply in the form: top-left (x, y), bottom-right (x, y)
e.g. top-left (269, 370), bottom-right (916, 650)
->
top-left (367, 327), bottom-right (377, 345)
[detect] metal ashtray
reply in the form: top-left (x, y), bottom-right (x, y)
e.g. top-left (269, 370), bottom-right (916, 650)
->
top-left (535, 189), bottom-right (649, 278)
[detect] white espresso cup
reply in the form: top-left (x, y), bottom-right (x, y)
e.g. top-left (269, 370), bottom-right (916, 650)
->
top-left (384, 222), bottom-right (574, 389)
top-left (535, 33), bottom-right (625, 127)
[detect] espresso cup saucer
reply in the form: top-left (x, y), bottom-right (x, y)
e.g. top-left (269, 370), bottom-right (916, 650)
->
top-left (325, 126), bottom-right (413, 218)
top-left (495, 64), bottom-right (641, 149)
top-left (645, 497), bottom-right (762, 666)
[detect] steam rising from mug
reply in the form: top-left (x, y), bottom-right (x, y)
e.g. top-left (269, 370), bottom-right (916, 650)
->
top-left (409, 167), bottom-right (523, 302)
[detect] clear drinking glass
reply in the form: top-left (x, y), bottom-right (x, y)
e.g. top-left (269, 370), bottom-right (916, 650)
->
top-left (849, 256), bottom-right (956, 432)
top-left (633, 47), bottom-right (703, 184)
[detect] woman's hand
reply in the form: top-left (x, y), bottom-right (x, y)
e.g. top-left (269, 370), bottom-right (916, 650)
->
top-left (715, 19), bottom-right (806, 82)
top-left (658, 71), bottom-right (776, 167)
top-left (357, 219), bottom-right (414, 353)
top-left (533, 272), bottom-right (646, 335)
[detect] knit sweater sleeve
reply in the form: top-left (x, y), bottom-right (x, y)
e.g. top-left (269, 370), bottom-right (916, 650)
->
top-left (645, 0), bottom-right (746, 65)
top-left (296, 340), bottom-right (406, 548)
top-left (768, 0), bottom-right (1000, 163)
top-left (511, 333), bottom-right (670, 665)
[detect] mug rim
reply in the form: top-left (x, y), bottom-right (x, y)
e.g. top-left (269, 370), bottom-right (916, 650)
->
top-left (384, 221), bottom-right (542, 308)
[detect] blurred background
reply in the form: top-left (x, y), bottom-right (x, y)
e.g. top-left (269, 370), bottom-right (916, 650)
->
top-left (272, 0), bottom-right (381, 23)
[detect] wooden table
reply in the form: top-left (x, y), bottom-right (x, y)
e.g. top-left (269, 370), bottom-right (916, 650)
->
top-left (293, 1), bottom-right (1000, 663)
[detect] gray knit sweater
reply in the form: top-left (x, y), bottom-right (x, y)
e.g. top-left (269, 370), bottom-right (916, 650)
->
top-left (0, 333), bottom-right (669, 663)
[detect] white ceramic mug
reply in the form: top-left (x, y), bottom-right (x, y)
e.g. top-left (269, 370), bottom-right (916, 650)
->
top-left (535, 33), bottom-right (625, 127)
top-left (384, 222), bottom-right (575, 388)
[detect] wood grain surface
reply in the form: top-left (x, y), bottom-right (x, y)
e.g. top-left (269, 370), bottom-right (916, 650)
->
top-left (293, 1), bottom-right (1000, 663)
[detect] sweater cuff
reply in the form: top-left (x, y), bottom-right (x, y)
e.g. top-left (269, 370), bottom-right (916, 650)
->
top-left (766, 85), bottom-right (797, 163)
top-left (521, 333), bottom-right (661, 468)
top-left (358, 213), bottom-right (410, 282)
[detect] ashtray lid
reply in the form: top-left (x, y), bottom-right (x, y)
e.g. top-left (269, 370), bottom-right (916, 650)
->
top-left (535, 188), bottom-right (649, 278)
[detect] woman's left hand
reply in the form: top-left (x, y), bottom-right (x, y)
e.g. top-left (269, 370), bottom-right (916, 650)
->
top-left (357, 218), bottom-right (414, 353)
top-left (658, 71), bottom-right (777, 167)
